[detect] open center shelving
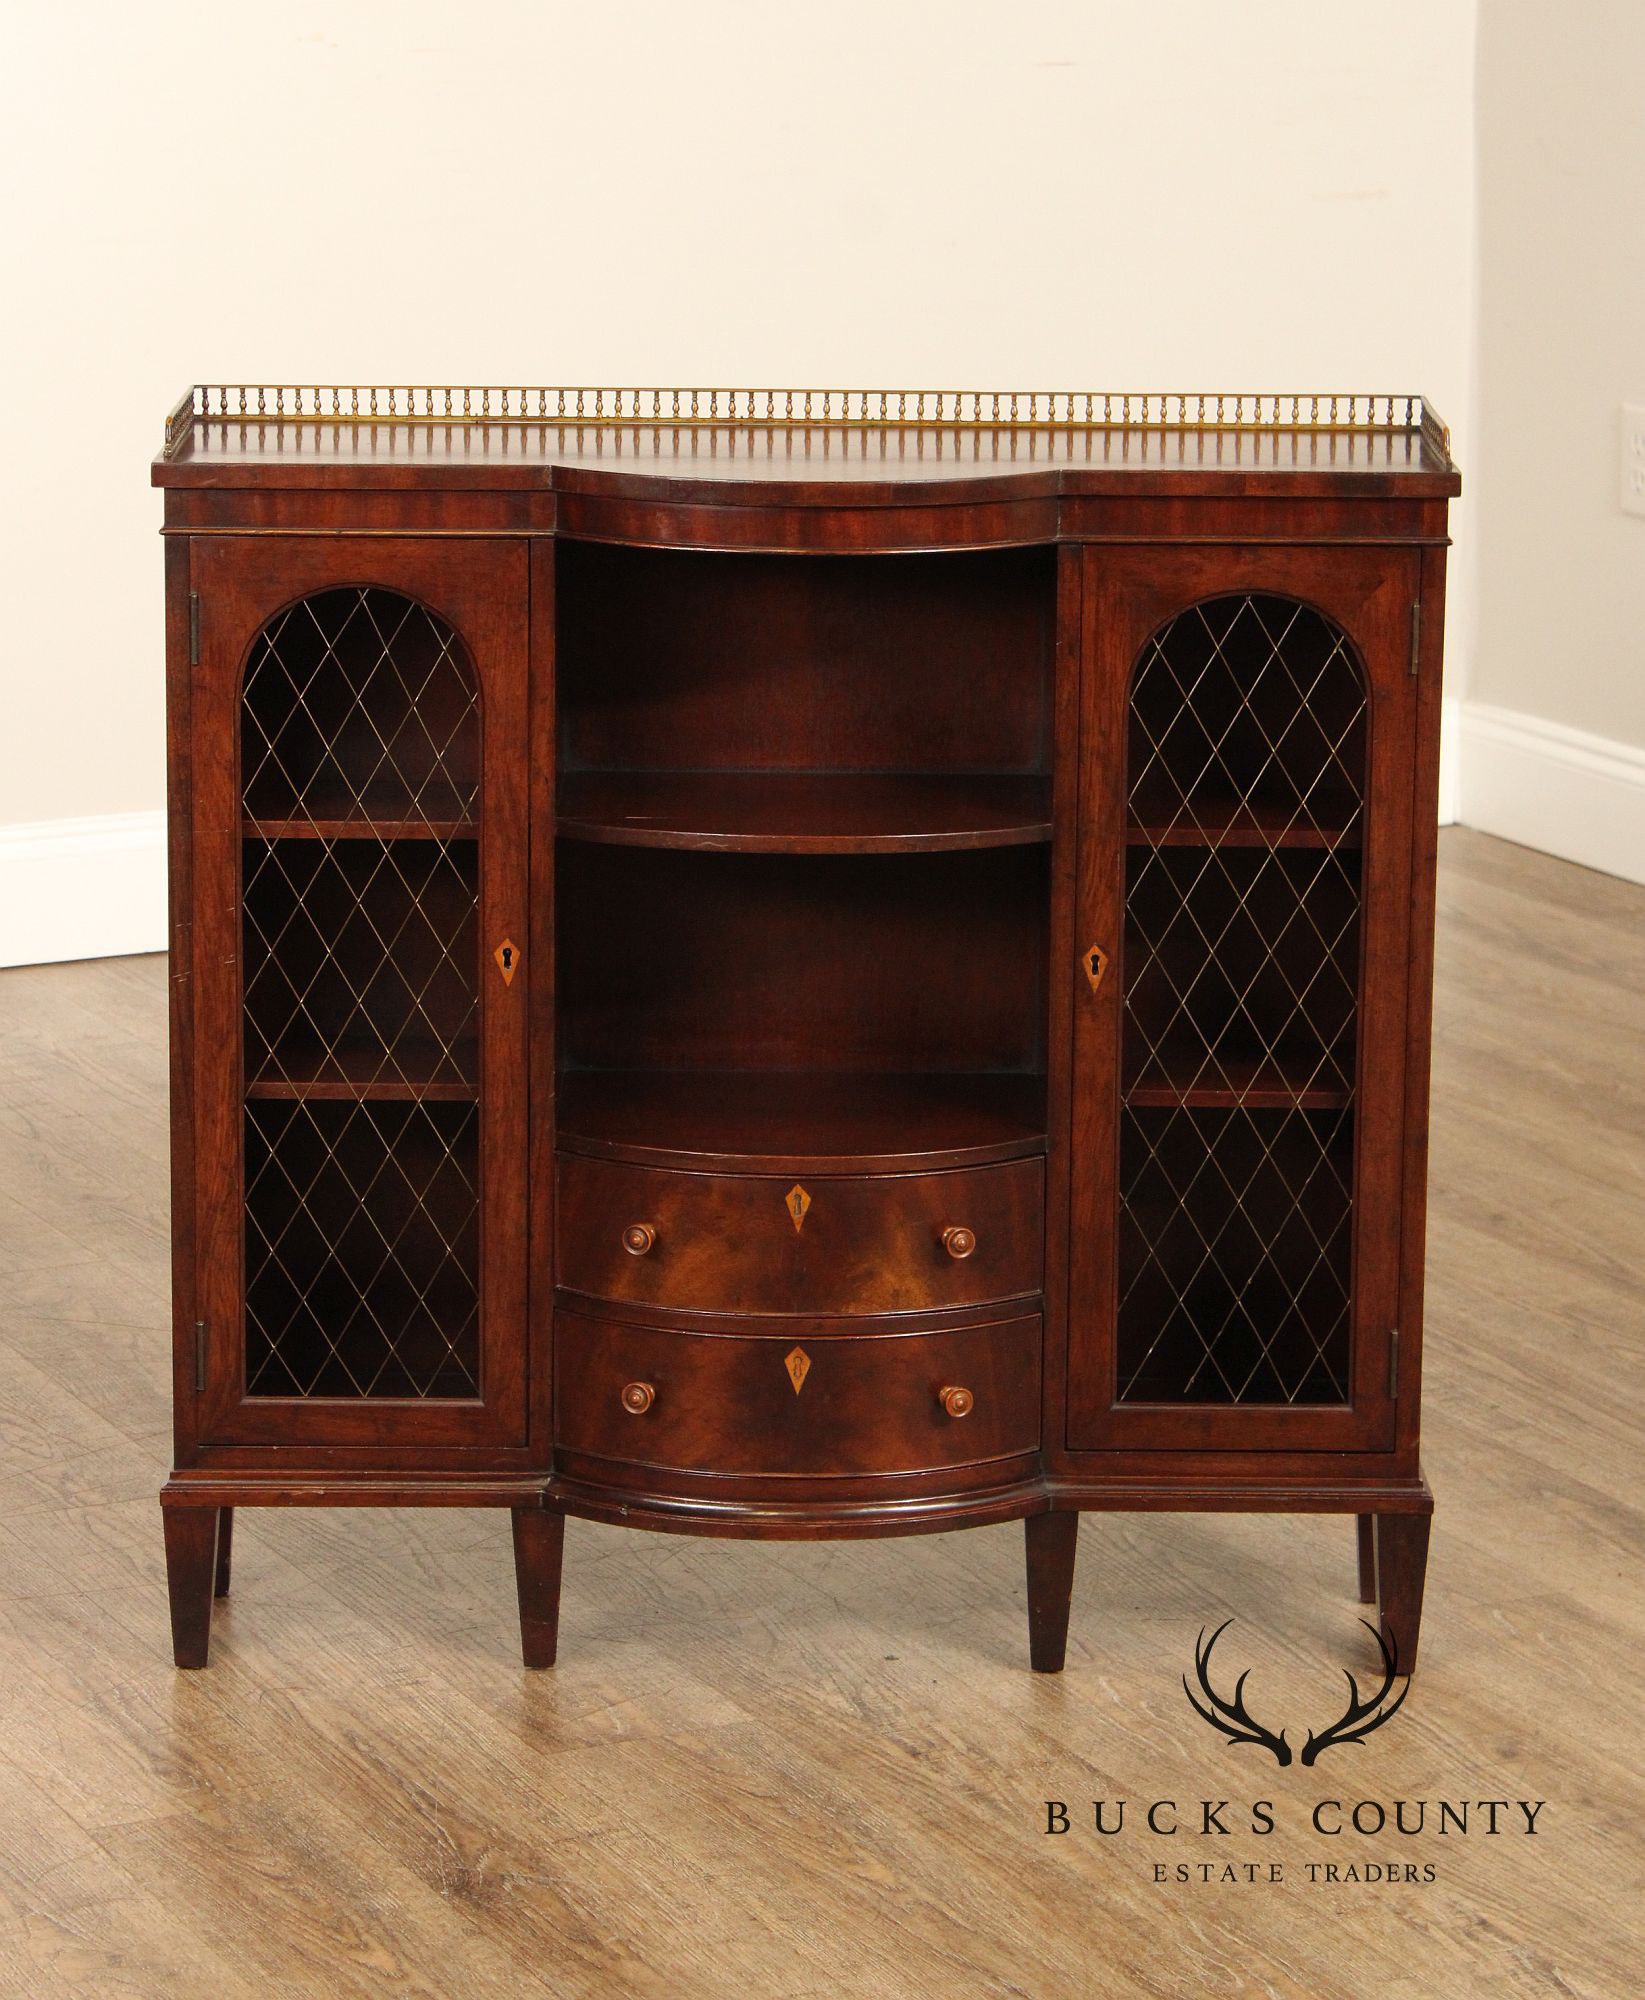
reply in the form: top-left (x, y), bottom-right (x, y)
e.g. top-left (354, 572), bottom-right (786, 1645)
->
top-left (554, 541), bottom-right (1055, 1175)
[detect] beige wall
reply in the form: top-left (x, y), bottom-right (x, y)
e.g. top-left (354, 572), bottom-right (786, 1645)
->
top-left (0, 1), bottom-right (1477, 957)
top-left (1473, 0), bottom-right (1645, 748)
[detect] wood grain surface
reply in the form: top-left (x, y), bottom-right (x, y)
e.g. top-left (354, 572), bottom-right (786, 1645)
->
top-left (555, 1155), bottom-right (1043, 1318)
top-left (1, 827), bottom-right (1640, 1997)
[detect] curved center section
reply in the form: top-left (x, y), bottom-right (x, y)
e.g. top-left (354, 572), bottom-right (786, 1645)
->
top-left (551, 541), bottom-right (1054, 1503)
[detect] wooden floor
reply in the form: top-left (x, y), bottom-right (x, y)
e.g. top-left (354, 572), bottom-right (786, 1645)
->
top-left (0, 829), bottom-right (1640, 1999)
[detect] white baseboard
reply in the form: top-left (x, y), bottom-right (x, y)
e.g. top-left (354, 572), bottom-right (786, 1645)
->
top-left (1457, 703), bottom-right (1645, 886)
top-left (1438, 694), bottom-right (1463, 826)
top-left (0, 810), bottom-right (167, 969)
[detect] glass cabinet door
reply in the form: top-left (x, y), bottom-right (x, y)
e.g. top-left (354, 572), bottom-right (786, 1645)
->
top-left (1067, 546), bottom-right (1419, 1453)
top-left (189, 539), bottom-right (528, 1446)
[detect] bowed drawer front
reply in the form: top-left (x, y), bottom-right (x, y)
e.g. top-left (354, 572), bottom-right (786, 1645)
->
top-left (555, 1155), bottom-right (1044, 1316)
top-left (554, 1309), bottom-right (1042, 1476)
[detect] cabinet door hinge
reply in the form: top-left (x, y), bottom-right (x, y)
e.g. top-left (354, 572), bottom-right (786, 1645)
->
top-left (1408, 599), bottom-right (1421, 677)
top-left (188, 590), bottom-right (200, 666)
top-left (194, 1319), bottom-right (207, 1392)
top-left (1388, 1327), bottom-right (1400, 1399)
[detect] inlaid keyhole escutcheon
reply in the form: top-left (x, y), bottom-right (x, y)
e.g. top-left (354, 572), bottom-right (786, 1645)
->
top-left (1082, 942), bottom-right (1108, 994)
top-left (494, 938), bottom-right (519, 985)
top-left (785, 1347), bottom-right (811, 1394)
top-left (785, 1185), bottom-right (811, 1233)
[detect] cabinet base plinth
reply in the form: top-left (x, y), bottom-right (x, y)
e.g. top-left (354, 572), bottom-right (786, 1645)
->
top-left (160, 1469), bottom-right (1433, 1674)
top-left (161, 1476), bottom-right (544, 1508)
top-left (546, 1473), bottom-right (1047, 1541)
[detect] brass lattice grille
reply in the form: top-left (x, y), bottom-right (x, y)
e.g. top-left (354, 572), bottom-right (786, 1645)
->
top-left (1117, 594), bottom-right (1366, 1407)
top-left (244, 1098), bottom-right (479, 1398)
top-left (1118, 1104), bottom-right (1355, 1405)
top-left (242, 588), bottom-right (479, 826)
top-left (240, 586), bottom-right (482, 1400)
top-left (242, 839), bottom-right (478, 1095)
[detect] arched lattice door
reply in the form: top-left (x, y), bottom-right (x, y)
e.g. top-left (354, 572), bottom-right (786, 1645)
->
top-left (1067, 549), bottom-right (1418, 1453)
top-left (239, 586), bottom-right (483, 1400)
top-left (1119, 592), bottom-right (1364, 1409)
top-left (188, 541), bottom-right (528, 1448)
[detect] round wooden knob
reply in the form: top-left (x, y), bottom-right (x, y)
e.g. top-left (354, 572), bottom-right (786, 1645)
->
top-left (621, 1222), bottom-right (656, 1257)
top-left (940, 1385), bottom-right (975, 1419)
top-left (940, 1225), bottom-right (976, 1261)
top-left (620, 1381), bottom-right (655, 1414)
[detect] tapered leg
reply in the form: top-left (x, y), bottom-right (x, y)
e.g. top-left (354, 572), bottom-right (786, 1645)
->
top-left (512, 1507), bottom-right (566, 1669)
top-left (214, 1506), bottom-right (235, 1598)
top-left (1355, 1514), bottom-right (1376, 1603)
top-left (163, 1506), bottom-right (221, 1669)
top-left (1374, 1512), bottom-right (1432, 1674)
top-left (1024, 1511), bottom-right (1079, 1673)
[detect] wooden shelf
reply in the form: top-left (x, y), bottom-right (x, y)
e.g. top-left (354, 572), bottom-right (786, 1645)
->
top-left (241, 754), bottom-right (479, 832)
top-left (556, 1069), bottom-right (1048, 1173)
top-left (556, 772), bottom-right (1052, 854)
top-left (1126, 788), bottom-right (1359, 850)
top-left (246, 1034), bottom-right (477, 1102)
top-left (243, 818), bottom-right (476, 841)
top-left (1124, 1052), bottom-right (1352, 1111)
top-left (246, 1077), bottom-right (477, 1102)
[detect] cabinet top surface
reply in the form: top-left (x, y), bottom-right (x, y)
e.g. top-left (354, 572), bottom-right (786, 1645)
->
top-left (153, 386), bottom-right (1460, 502)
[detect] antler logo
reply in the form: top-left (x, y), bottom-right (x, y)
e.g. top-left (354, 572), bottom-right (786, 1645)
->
top-left (1298, 1620), bottom-right (1410, 1765)
top-left (1183, 1619), bottom-right (1409, 1767)
top-left (1184, 1622), bottom-right (1294, 1766)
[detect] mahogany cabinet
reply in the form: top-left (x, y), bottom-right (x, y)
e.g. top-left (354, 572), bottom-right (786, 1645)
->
top-left (153, 388), bottom-right (1457, 1674)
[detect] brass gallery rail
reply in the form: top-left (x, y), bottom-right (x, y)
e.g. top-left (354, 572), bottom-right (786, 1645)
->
top-left (163, 385), bottom-right (1448, 458)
